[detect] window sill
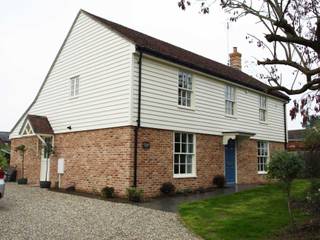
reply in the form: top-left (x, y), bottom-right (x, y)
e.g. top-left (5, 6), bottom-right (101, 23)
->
top-left (173, 174), bottom-right (197, 179)
top-left (177, 105), bottom-right (195, 111)
top-left (69, 96), bottom-right (79, 100)
top-left (259, 121), bottom-right (268, 125)
top-left (225, 114), bottom-right (237, 119)
top-left (258, 171), bottom-right (267, 175)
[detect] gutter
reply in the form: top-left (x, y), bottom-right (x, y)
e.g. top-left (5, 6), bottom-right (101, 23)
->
top-left (133, 51), bottom-right (143, 187)
top-left (284, 103), bottom-right (288, 149)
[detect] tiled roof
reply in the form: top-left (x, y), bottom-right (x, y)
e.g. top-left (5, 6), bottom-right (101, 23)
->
top-left (288, 129), bottom-right (305, 141)
top-left (0, 132), bottom-right (10, 143)
top-left (82, 10), bottom-right (289, 101)
top-left (27, 115), bottom-right (54, 135)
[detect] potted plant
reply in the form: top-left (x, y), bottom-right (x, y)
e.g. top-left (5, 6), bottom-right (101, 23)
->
top-left (126, 187), bottom-right (144, 202)
top-left (15, 145), bottom-right (28, 184)
top-left (40, 140), bottom-right (54, 188)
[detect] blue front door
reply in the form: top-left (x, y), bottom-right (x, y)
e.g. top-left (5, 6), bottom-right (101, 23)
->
top-left (225, 139), bottom-right (236, 184)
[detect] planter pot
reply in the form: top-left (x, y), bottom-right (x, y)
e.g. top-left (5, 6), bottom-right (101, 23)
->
top-left (17, 178), bottom-right (28, 185)
top-left (40, 181), bottom-right (51, 188)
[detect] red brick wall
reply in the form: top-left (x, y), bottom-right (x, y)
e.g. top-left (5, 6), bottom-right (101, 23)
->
top-left (137, 128), bottom-right (285, 197)
top-left (10, 126), bottom-right (285, 198)
top-left (237, 138), bottom-right (285, 184)
top-left (11, 127), bottom-right (134, 197)
top-left (51, 127), bottom-right (134, 196)
top-left (287, 141), bottom-right (305, 152)
top-left (11, 136), bottom-right (41, 184)
top-left (137, 128), bottom-right (224, 197)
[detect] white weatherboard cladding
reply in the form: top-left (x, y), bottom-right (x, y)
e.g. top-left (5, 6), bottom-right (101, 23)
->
top-left (133, 55), bottom-right (285, 143)
top-left (10, 13), bottom-right (135, 138)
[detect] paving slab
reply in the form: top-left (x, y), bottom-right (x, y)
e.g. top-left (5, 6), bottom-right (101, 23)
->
top-left (139, 184), bottom-right (259, 212)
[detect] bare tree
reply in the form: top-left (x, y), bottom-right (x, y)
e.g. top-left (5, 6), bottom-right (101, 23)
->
top-left (178, 0), bottom-right (320, 125)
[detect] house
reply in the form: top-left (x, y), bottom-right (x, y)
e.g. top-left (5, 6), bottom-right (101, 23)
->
top-left (0, 131), bottom-right (10, 146)
top-left (287, 129), bottom-right (306, 152)
top-left (10, 10), bottom-right (289, 197)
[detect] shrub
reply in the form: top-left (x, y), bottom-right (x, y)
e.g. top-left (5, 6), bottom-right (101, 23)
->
top-left (302, 119), bottom-right (320, 178)
top-left (183, 188), bottom-right (193, 195)
top-left (304, 119), bottom-right (320, 151)
top-left (127, 187), bottom-right (144, 202)
top-left (268, 151), bottom-right (304, 183)
top-left (268, 151), bottom-right (304, 226)
top-left (0, 151), bottom-right (8, 170)
top-left (17, 178), bottom-right (28, 185)
top-left (213, 175), bottom-right (226, 188)
top-left (306, 179), bottom-right (320, 216)
top-left (101, 186), bottom-right (115, 198)
top-left (302, 151), bottom-right (320, 179)
top-left (65, 185), bottom-right (76, 192)
top-left (195, 187), bottom-right (206, 193)
top-left (15, 144), bottom-right (26, 153)
top-left (160, 182), bottom-right (175, 195)
top-left (176, 189), bottom-right (184, 195)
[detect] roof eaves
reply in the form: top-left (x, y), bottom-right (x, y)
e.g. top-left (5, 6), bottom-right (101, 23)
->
top-left (137, 46), bottom-right (290, 101)
top-left (10, 10), bottom-right (83, 136)
top-left (81, 10), bottom-right (137, 47)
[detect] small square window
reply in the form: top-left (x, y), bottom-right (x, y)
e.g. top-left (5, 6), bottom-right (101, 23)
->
top-left (259, 95), bottom-right (267, 122)
top-left (70, 76), bottom-right (79, 97)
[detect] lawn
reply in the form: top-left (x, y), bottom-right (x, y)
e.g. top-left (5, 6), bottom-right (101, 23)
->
top-left (179, 180), bottom-right (311, 240)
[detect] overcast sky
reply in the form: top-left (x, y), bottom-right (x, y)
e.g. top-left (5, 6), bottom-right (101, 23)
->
top-left (0, 0), bottom-right (303, 132)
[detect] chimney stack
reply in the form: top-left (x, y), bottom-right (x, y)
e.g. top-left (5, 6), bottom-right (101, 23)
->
top-left (229, 47), bottom-right (242, 70)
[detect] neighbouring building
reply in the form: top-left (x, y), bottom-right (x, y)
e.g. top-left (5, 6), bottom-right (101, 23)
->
top-left (0, 131), bottom-right (10, 146)
top-left (287, 129), bottom-right (306, 152)
top-left (10, 10), bottom-right (289, 197)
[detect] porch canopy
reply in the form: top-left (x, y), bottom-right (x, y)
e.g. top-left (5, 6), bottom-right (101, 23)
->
top-left (19, 115), bottom-right (54, 144)
top-left (222, 131), bottom-right (256, 145)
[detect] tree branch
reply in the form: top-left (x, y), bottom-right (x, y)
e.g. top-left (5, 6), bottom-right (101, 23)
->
top-left (265, 34), bottom-right (318, 50)
top-left (257, 59), bottom-right (320, 76)
top-left (268, 77), bottom-right (320, 95)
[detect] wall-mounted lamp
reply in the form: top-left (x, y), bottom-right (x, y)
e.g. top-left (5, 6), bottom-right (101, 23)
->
top-left (142, 142), bottom-right (150, 150)
top-left (67, 126), bottom-right (72, 130)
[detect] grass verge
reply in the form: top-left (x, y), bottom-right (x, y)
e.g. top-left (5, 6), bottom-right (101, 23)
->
top-left (179, 180), bottom-right (311, 240)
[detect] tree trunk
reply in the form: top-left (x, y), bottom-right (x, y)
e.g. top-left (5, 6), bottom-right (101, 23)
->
top-left (21, 152), bottom-right (24, 179)
top-left (287, 184), bottom-right (296, 230)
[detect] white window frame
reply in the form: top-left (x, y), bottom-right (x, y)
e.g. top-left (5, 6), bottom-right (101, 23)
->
top-left (259, 95), bottom-right (267, 122)
top-left (225, 85), bottom-right (236, 116)
top-left (257, 141), bottom-right (269, 174)
top-left (173, 132), bottom-right (196, 178)
top-left (178, 72), bottom-right (193, 108)
top-left (70, 76), bottom-right (79, 98)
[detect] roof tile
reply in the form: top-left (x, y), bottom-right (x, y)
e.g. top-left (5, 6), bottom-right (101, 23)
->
top-left (27, 115), bottom-right (54, 135)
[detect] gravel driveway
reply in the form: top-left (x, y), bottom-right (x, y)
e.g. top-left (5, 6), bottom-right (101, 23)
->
top-left (0, 183), bottom-right (198, 240)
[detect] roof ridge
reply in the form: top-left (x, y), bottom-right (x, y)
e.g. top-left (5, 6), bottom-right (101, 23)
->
top-left (81, 10), bottom-right (289, 101)
top-left (82, 10), bottom-right (232, 68)
top-left (82, 10), bottom-right (248, 74)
